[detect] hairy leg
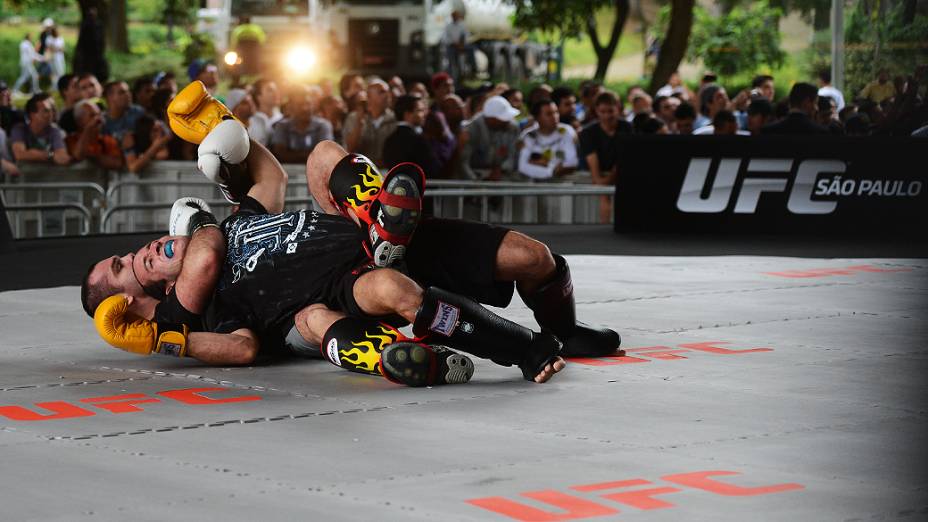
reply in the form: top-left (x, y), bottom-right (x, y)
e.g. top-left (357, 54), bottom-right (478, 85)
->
top-left (494, 230), bottom-right (557, 295)
top-left (353, 268), bottom-right (424, 322)
top-left (294, 303), bottom-right (346, 346)
top-left (305, 140), bottom-right (348, 215)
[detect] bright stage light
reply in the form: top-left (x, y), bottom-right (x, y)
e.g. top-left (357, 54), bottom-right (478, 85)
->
top-left (223, 51), bottom-right (239, 66)
top-left (285, 46), bottom-right (317, 74)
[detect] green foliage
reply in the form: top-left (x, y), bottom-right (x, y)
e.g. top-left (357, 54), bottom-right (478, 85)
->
top-left (182, 32), bottom-right (217, 65)
top-left (510, 0), bottom-right (614, 40)
top-left (685, 1), bottom-right (786, 77)
top-left (0, 22), bottom-right (186, 88)
top-left (843, 2), bottom-right (928, 95)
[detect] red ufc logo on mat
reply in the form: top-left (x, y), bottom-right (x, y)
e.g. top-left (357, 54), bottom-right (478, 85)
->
top-left (764, 264), bottom-right (912, 278)
top-left (467, 470), bottom-right (804, 521)
top-left (569, 341), bottom-right (772, 366)
top-left (0, 387), bottom-right (261, 421)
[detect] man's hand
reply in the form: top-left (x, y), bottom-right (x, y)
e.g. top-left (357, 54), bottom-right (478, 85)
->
top-left (94, 295), bottom-right (188, 357)
top-left (168, 80), bottom-right (239, 145)
top-left (169, 197), bottom-right (218, 237)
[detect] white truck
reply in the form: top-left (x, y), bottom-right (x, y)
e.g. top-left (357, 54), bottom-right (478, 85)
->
top-left (198, 0), bottom-right (548, 81)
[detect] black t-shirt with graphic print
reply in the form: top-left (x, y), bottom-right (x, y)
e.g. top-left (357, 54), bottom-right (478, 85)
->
top-left (204, 196), bottom-right (369, 343)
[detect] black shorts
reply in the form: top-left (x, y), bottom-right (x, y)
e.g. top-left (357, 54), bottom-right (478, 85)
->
top-left (405, 217), bottom-right (514, 307)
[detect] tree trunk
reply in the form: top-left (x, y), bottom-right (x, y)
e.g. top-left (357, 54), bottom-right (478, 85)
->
top-left (647, 0), bottom-right (695, 94)
top-left (812, 3), bottom-right (830, 31)
top-left (108, 0), bottom-right (130, 53)
top-left (902, 0), bottom-right (917, 25)
top-left (587, 0), bottom-right (630, 82)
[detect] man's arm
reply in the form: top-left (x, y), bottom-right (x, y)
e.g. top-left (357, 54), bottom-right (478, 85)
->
top-left (186, 328), bottom-right (258, 365)
top-left (244, 139), bottom-right (288, 214)
top-left (11, 142), bottom-right (50, 162)
top-left (173, 225), bottom-right (225, 314)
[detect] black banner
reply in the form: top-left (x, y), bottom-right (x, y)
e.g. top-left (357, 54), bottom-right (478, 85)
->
top-left (613, 136), bottom-right (927, 235)
top-left (0, 195), bottom-right (14, 253)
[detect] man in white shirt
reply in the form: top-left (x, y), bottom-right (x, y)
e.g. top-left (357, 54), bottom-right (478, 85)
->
top-left (13, 34), bottom-right (42, 94)
top-left (817, 69), bottom-right (845, 111)
top-left (443, 10), bottom-right (473, 82)
top-left (247, 79), bottom-right (283, 146)
top-left (517, 99), bottom-right (578, 180)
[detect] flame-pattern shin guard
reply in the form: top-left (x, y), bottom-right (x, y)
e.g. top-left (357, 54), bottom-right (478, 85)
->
top-left (413, 287), bottom-right (562, 381)
top-left (320, 317), bottom-right (404, 376)
top-left (329, 154), bottom-right (425, 267)
top-left (520, 254), bottom-right (622, 358)
top-left (320, 316), bottom-right (473, 386)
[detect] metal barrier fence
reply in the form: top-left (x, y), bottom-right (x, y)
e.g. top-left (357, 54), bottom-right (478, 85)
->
top-left (2, 161), bottom-right (612, 238)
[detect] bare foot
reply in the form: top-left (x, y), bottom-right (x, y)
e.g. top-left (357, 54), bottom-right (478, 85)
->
top-left (533, 356), bottom-right (566, 383)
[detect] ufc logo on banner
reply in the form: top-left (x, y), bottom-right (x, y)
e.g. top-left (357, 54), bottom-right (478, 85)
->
top-left (676, 158), bottom-right (842, 215)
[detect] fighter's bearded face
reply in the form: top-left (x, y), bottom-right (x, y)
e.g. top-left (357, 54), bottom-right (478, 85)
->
top-left (88, 236), bottom-right (190, 299)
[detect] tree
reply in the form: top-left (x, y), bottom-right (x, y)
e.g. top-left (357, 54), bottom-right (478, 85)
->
top-left (647, 0), bottom-right (695, 94)
top-left (511, 0), bottom-right (631, 82)
top-left (686, 1), bottom-right (785, 77)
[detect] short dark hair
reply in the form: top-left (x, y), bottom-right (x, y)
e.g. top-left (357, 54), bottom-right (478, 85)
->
top-left (594, 91), bottom-right (619, 108)
top-left (674, 101), bottom-right (696, 120)
top-left (699, 84), bottom-right (722, 115)
top-left (747, 98), bottom-right (773, 117)
top-left (156, 71), bottom-right (175, 87)
top-left (530, 98), bottom-right (556, 118)
top-left (80, 262), bottom-right (117, 318)
top-left (551, 86), bottom-right (575, 106)
top-left (652, 95), bottom-right (668, 114)
top-left (818, 68), bottom-right (832, 84)
top-left (712, 109), bottom-right (737, 128)
top-left (394, 94), bottom-right (422, 120)
top-left (751, 74), bottom-right (774, 88)
top-left (634, 115), bottom-right (666, 134)
top-left (25, 92), bottom-right (52, 115)
top-left (132, 76), bottom-right (154, 96)
top-left (845, 113), bottom-right (870, 135)
top-left (580, 81), bottom-right (602, 100)
top-left (501, 88), bottom-right (520, 102)
top-left (253, 78), bottom-right (275, 98)
top-left (103, 80), bottom-right (126, 98)
top-left (817, 95), bottom-right (835, 113)
top-left (57, 73), bottom-right (75, 95)
top-left (788, 82), bottom-right (819, 108)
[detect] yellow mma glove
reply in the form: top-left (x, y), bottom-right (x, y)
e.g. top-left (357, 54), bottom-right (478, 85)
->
top-left (167, 80), bottom-right (237, 144)
top-left (94, 295), bottom-right (189, 357)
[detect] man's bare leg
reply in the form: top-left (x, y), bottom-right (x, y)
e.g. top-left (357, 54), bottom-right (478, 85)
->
top-left (306, 140), bottom-right (347, 215)
top-left (497, 230), bottom-right (623, 359)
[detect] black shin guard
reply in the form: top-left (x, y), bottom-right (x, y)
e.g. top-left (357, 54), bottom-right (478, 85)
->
top-left (321, 316), bottom-right (474, 386)
top-left (413, 287), bottom-right (561, 381)
top-left (321, 317), bottom-right (404, 376)
top-left (520, 254), bottom-right (621, 358)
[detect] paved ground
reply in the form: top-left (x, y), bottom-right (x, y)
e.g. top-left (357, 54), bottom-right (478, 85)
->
top-left (1, 234), bottom-right (927, 520)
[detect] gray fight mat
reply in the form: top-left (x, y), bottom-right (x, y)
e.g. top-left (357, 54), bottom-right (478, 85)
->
top-left (1, 255), bottom-right (926, 521)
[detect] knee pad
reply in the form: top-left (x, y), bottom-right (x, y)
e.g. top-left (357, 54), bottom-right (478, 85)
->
top-left (321, 316), bottom-right (410, 376)
top-left (329, 154), bottom-right (425, 267)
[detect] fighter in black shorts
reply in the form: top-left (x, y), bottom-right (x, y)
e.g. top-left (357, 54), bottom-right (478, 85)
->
top-left (291, 140), bottom-right (622, 360)
top-left (85, 118), bottom-right (566, 385)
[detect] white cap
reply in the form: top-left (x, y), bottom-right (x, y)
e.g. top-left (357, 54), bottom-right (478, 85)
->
top-left (42, 18), bottom-right (54, 28)
top-left (482, 95), bottom-right (520, 122)
top-left (226, 89), bottom-right (249, 111)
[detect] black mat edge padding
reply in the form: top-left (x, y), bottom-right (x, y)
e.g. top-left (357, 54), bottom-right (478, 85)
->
top-left (0, 196), bottom-right (15, 254)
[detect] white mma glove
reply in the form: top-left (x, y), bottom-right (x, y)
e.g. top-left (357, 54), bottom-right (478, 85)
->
top-left (197, 119), bottom-right (250, 185)
top-left (170, 197), bottom-right (215, 236)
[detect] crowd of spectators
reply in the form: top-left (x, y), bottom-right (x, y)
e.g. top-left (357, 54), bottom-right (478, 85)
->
top-left (2, 52), bottom-right (926, 203)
